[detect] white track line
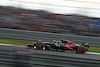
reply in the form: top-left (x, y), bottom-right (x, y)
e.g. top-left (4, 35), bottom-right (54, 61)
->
top-left (86, 52), bottom-right (100, 55)
top-left (0, 43), bottom-right (12, 46)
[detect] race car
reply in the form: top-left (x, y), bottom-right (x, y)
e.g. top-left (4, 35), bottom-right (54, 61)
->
top-left (26, 38), bottom-right (89, 54)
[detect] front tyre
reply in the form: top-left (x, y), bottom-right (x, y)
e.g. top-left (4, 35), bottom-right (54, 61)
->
top-left (36, 42), bottom-right (43, 50)
top-left (77, 46), bottom-right (86, 54)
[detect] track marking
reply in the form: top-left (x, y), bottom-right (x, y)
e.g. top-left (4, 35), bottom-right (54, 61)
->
top-left (86, 52), bottom-right (100, 55)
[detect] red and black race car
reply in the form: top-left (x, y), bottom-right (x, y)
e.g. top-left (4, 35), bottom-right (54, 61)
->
top-left (26, 38), bottom-right (89, 54)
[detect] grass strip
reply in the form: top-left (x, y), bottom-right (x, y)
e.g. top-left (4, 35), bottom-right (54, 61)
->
top-left (0, 37), bottom-right (36, 45)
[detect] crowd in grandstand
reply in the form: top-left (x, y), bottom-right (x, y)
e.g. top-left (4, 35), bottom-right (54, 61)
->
top-left (0, 6), bottom-right (100, 37)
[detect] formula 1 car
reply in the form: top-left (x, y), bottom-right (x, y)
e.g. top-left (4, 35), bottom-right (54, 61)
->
top-left (26, 38), bottom-right (89, 54)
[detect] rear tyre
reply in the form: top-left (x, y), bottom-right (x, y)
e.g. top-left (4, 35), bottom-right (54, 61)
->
top-left (77, 46), bottom-right (86, 54)
top-left (45, 46), bottom-right (50, 50)
top-left (36, 42), bottom-right (43, 50)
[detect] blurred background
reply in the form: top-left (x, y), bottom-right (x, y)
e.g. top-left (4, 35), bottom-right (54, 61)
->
top-left (0, 0), bottom-right (100, 37)
top-left (0, 0), bottom-right (100, 67)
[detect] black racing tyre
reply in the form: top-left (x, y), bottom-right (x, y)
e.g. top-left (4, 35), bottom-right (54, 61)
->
top-left (36, 42), bottom-right (43, 50)
top-left (45, 46), bottom-right (50, 50)
top-left (77, 46), bottom-right (86, 54)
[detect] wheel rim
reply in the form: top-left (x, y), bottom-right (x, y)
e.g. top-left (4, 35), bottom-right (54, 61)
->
top-left (77, 46), bottom-right (86, 54)
top-left (36, 43), bottom-right (43, 50)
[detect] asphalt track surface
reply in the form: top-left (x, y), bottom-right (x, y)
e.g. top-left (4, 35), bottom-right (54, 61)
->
top-left (0, 45), bottom-right (100, 60)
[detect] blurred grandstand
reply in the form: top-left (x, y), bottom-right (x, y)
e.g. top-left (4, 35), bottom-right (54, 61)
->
top-left (0, 6), bottom-right (100, 37)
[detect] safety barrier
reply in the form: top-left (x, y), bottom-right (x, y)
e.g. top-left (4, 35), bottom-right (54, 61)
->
top-left (0, 28), bottom-right (100, 47)
top-left (0, 45), bottom-right (100, 67)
